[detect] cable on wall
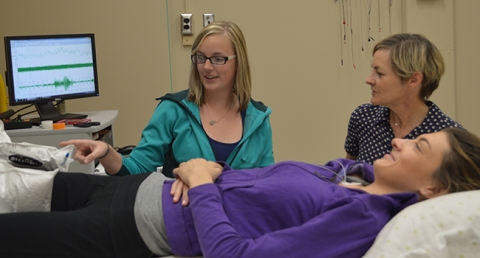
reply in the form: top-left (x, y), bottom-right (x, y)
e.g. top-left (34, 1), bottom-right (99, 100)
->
top-left (334, 0), bottom-right (394, 69)
top-left (360, 0), bottom-right (364, 51)
top-left (377, 0), bottom-right (381, 32)
top-left (349, 0), bottom-right (356, 69)
top-left (166, 0), bottom-right (173, 93)
top-left (368, 0), bottom-right (375, 42)
top-left (337, 0), bottom-right (346, 65)
top-left (389, 0), bottom-right (393, 34)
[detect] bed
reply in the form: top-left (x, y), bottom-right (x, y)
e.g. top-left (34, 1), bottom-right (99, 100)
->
top-left (2, 123), bottom-right (479, 257)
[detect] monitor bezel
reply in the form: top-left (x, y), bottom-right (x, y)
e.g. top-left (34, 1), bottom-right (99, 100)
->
top-left (3, 33), bottom-right (100, 107)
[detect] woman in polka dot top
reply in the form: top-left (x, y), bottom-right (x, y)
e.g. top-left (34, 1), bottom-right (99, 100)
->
top-left (345, 33), bottom-right (463, 165)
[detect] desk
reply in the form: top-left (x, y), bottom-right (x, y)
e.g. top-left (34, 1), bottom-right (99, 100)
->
top-left (5, 110), bottom-right (118, 174)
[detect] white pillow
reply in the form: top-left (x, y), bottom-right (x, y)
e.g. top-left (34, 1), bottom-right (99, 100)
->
top-left (363, 190), bottom-right (480, 258)
top-left (0, 162), bottom-right (58, 213)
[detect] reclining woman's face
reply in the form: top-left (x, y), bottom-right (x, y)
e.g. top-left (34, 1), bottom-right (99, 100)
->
top-left (373, 131), bottom-right (450, 194)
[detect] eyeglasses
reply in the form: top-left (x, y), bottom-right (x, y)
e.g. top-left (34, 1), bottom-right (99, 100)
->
top-left (191, 55), bottom-right (236, 65)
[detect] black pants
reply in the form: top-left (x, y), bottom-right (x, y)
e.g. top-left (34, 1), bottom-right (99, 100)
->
top-left (0, 172), bottom-right (154, 258)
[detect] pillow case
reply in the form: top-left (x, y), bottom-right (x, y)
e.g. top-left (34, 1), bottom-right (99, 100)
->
top-left (363, 190), bottom-right (480, 258)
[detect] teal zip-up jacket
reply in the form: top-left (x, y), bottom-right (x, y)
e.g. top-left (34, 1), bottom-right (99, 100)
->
top-left (115, 90), bottom-right (274, 177)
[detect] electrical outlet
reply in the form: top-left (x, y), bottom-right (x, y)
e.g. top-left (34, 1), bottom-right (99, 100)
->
top-left (181, 14), bottom-right (193, 35)
top-left (203, 14), bottom-right (215, 27)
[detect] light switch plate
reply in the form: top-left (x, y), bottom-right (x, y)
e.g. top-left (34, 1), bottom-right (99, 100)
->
top-left (203, 14), bottom-right (215, 27)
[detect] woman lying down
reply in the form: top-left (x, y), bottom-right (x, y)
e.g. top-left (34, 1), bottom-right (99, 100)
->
top-left (1, 127), bottom-right (480, 258)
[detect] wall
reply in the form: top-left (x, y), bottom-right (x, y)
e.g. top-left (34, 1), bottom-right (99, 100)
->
top-left (170, 0), bottom-right (403, 163)
top-left (454, 1), bottom-right (480, 132)
top-left (0, 0), bottom-right (479, 165)
top-left (0, 0), bottom-right (172, 149)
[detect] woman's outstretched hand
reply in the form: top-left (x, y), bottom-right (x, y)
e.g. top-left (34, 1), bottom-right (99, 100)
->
top-left (59, 139), bottom-right (108, 164)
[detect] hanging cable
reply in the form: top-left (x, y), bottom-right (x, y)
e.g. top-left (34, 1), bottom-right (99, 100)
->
top-left (360, 0), bottom-right (364, 51)
top-left (389, 0), bottom-right (393, 34)
top-left (377, 0), bottom-right (381, 32)
top-left (335, 0), bottom-right (343, 65)
top-left (341, 0), bottom-right (347, 65)
top-left (349, 0), bottom-right (356, 69)
top-left (367, 0), bottom-right (375, 42)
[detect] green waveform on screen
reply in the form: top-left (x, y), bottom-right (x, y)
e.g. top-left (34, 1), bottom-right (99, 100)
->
top-left (16, 47), bottom-right (92, 61)
top-left (18, 63), bottom-right (93, 72)
top-left (19, 76), bottom-right (94, 90)
top-left (54, 76), bottom-right (74, 90)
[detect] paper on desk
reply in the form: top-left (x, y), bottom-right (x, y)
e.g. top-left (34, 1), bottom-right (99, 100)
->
top-left (0, 122), bottom-right (75, 213)
top-left (94, 162), bottom-right (107, 175)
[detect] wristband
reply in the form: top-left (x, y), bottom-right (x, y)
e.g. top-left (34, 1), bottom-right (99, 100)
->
top-left (98, 142), bottom-right (110, 160)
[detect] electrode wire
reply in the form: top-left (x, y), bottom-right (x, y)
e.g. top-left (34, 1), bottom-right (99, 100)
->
top-left (377, 0), bottom-right (381, 32)
top-left (349, 0), bottom-right (356, 69)
top-left (389, 0), bottom-right (393, 34)
top-left (367, 0), bottom-right (374, 42)
top-left (360, 0), bottom-right (364, 51)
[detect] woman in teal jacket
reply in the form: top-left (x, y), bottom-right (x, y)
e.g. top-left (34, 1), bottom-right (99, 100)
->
top-left (61, 21), bottom-right (274, 177)
top-left (118, 89), bottom-right (273, 177)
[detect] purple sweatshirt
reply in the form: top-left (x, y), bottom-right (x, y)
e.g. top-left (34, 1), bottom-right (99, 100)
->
top-left (162, 159), bottom-right (417, 258)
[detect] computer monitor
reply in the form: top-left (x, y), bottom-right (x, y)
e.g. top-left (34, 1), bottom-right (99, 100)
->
top-left (4, 33), bottom-right (99, 124)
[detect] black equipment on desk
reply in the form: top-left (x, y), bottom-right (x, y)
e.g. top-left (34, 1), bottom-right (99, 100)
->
top-left (0, 109), bottom-right (14, 120)
top-left (3, 121), bottom-right (33, 130)
top-left (1, 109), bottom-right (33, 130)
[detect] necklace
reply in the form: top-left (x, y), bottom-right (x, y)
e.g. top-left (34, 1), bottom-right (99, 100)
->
top-left (391, 104), bottom-right (429, 128)
top-left (205, 98), bottom-right (235, 125)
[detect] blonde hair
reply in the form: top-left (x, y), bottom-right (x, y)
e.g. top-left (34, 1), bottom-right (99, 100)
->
top-left (373, 33), bottom-right (445, 100)
top-left (188, 21), bottom-right (251, 111)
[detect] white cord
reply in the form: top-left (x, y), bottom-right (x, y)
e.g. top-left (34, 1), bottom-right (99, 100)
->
top-left (334, 159), bottom-right (347, 183)
top-left (315, 159), bottom-right (347, 183)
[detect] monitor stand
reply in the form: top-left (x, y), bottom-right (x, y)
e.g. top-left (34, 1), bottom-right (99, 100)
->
top-left (30, 102), bottom-right (88, 126)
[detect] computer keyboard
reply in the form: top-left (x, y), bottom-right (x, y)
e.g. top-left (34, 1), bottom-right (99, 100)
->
top-left (3, 121), bottom-right (34, 130)
top-left (29, 116), bottom-right (64, 126)
top-left (29, 113), bottom-right (88, 126)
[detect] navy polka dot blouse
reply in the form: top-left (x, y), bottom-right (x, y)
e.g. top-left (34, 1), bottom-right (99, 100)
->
top-left (344, 101), bottom-right (464, 165)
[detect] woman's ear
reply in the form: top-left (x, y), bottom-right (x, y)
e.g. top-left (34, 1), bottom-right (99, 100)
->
top-left (408, 72), bottom-right (423, 88)
top-left (419, 184), bottom-right (447, 200)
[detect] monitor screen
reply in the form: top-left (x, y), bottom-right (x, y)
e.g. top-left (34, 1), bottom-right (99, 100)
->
top-left (4, 33), bottom-right (99, 123)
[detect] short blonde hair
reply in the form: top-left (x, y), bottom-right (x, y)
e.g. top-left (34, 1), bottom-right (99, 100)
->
top-left (373, 33), bottom-right (445, 100)
top-left (188, 21), bottom-right (251, 111)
